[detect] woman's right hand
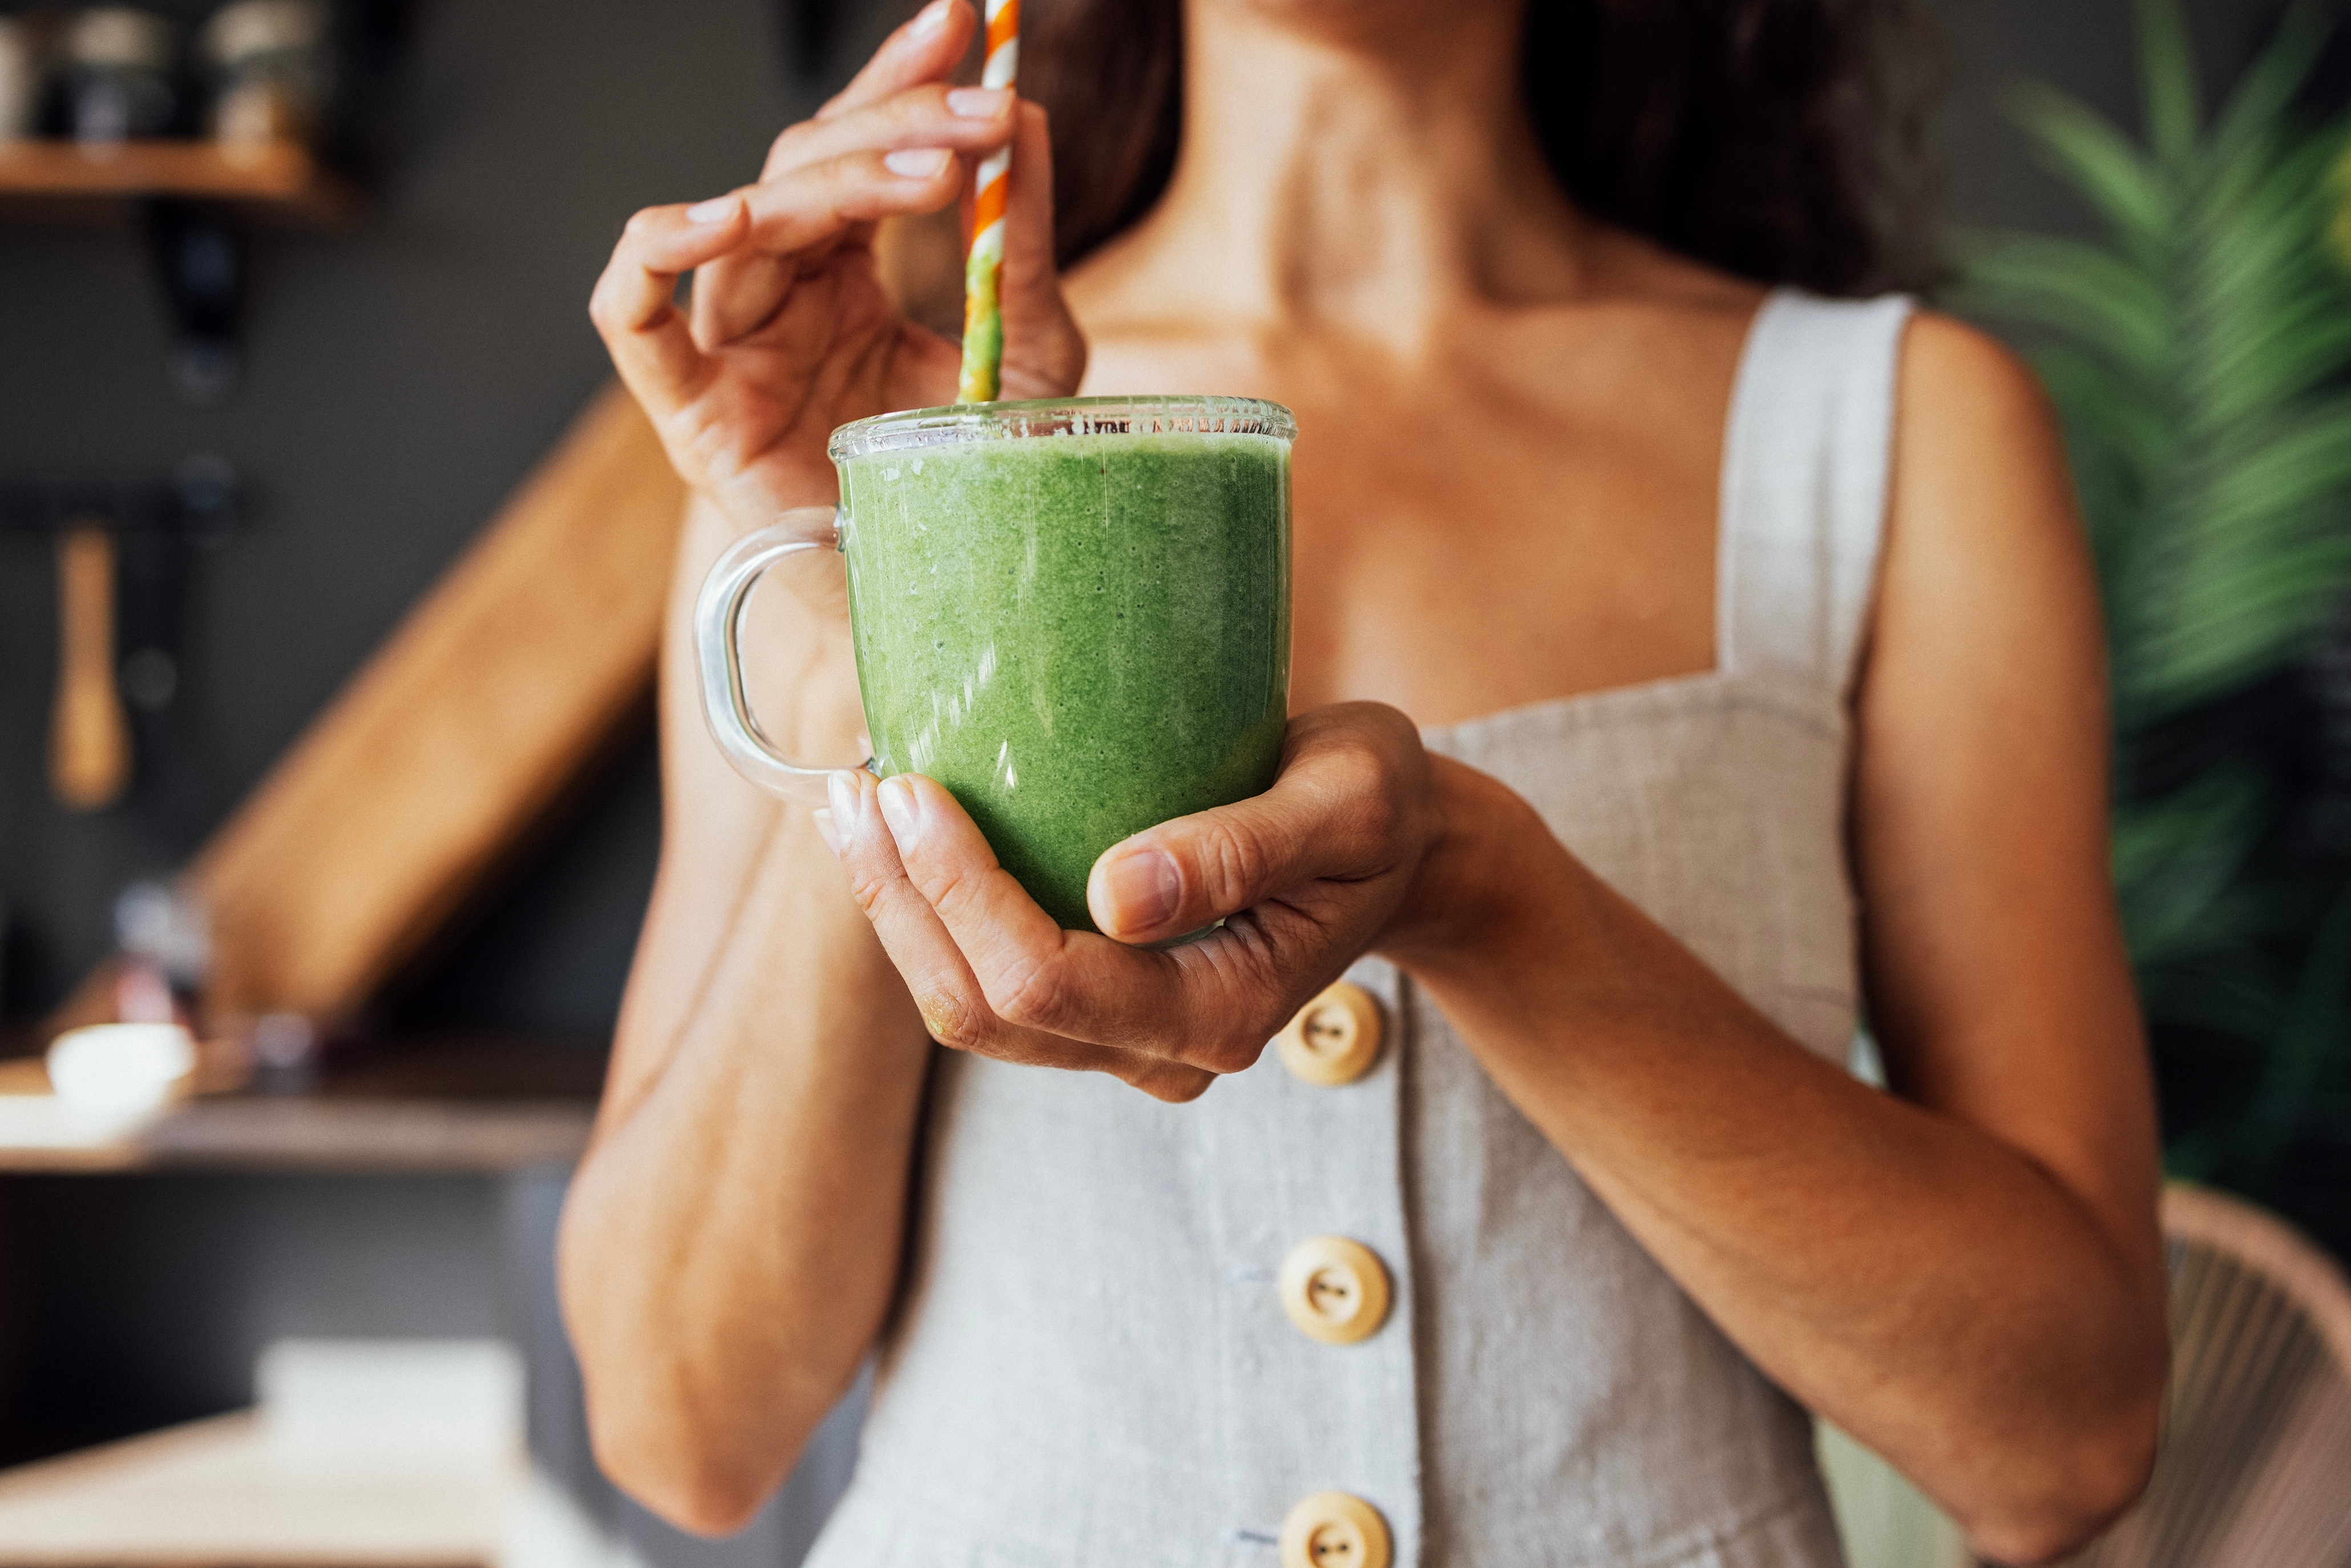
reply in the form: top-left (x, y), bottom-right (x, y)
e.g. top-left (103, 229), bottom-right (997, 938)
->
top-left (590, 0), bottom-right (1085, 536)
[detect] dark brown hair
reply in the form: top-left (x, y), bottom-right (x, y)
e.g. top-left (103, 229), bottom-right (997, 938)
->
top-left (1016, 0), bottom-right (1940, 296)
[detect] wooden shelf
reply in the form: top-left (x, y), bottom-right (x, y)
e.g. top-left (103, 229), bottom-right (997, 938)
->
top-left (0, 1037), bottom-right (603, 1175)
top-left (0, 139), bottom-right (356, 221)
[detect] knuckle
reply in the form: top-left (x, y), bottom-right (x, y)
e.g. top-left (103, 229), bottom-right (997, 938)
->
top-left (920, 860), bottom-right (991, 926)
top-left (1356, 774), bottom-right (1410, 845)
top-left (842, 864), bottom-right (895, 923)
top-left (1365, 700), bottom-right (1422, 749)
top-left (1333, 729), bottom-right (1397, 785)
top-left (1326, 737), bottom-right (1411, 840)
top-left (1193, 1042), bottom-right (1259, 1077)
top-left (812, 157), bottom-right (880, 217)
top-left (985, 951), bottom-right (1073, 1033)
top-left (1207, 1025), bottom-right (1273, 1075)
top-left (587, 274), bottom-right (628, 332)
top-left (1137, 1066), bottom-right (1213, 1105)
top-left (914, 985), bottom-right (990, 1052)
top-left (766, 122), bottom-right (816, 176)
top-left (1170, 1013), bottom-right (1273, 1078)
top-left (1198, 820), bottom-right (1276, 908)
top-left (896, 84), bottom-right (952, 126)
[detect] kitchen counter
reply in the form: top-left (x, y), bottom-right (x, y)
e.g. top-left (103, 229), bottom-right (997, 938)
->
top-left (0, 1036), bottom-right (603, 1174)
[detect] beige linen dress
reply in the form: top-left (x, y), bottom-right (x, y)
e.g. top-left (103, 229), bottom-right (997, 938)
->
top-left (802, 289), bottom-right (1914, 1567)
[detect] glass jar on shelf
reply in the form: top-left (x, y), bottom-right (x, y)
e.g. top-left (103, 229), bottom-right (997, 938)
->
top-left (199, 0), bottom-right (331, 155)
top-left (60, 6), bottom-right (181, 147)
top-left (0, 14), bottom-right (49, 144)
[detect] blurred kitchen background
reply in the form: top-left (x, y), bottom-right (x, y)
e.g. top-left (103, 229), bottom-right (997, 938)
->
top-left (0, 1), bottom-right (2347, 1565)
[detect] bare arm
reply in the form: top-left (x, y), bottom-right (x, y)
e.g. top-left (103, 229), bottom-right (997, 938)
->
top-left (1392, 314), bottom-right (2165, 1562)
top-left (555, 495), bottom-right (931, 1535)
top-left (555, 0), bottom-right (1085, 1532)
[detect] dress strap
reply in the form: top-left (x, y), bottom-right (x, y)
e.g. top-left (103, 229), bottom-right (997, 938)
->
top-left (1716, 289), bottom-right (1915, 702)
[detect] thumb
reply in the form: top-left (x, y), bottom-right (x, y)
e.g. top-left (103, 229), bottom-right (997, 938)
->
top-left (992, 102), bottom-right (1086, 399)
top-left (1087, 710), bottom-right (1429, 945)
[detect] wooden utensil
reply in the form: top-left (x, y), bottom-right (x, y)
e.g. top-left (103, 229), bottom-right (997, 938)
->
top-left (35, 385), bottom-right (686, 1039)
top-left (50, 523), bottom-right (132, 810)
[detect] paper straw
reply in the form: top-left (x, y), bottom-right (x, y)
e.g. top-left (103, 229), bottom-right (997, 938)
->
top-left (955, 0), bottom-right (1020, 403)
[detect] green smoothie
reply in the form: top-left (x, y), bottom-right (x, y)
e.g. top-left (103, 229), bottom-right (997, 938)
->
top-left (836, 420), bottom-right (1291, 933)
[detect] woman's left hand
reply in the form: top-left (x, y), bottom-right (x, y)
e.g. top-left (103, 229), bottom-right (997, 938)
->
top-left (818, 703), bottom-right (1492, 1101)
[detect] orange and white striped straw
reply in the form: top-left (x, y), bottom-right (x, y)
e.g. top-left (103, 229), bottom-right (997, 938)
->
top-left (955, 0), bottom-right (1019, 403)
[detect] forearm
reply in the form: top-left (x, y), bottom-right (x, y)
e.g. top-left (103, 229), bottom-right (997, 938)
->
top-left (1387, 766), bottom-right (2164, 1560)
top-left (557, 496), bottom-right (930, 1533)
top-left (559, 810), bottom-right (930, 1531)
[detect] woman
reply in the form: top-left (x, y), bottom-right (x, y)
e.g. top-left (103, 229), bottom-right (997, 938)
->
top-left (563, 0), bottom-right (2170, 1562)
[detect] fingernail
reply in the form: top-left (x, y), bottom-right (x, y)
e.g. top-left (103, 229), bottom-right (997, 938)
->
top-left (1104, 851), bottom-right (1181, 935)
top-left (685, 195), bottom-right (739, 224)
top-left (812, 807), bottom-right (841, 856)
top-left (909, 0), bottom-right (952, 37)
top-left (946, 87), bottom-right (1012, 118)
top-left (883, 147), bottom-right (952, 178)
top-left (877, 775), bottom-right (921, 847)
top-left (826, 769), bottom-right (863, 826)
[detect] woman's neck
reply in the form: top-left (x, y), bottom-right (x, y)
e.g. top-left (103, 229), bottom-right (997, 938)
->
top-left (1095, 0), bottom-right (1589, 341)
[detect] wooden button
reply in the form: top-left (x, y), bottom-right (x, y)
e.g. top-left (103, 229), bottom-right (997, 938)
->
top-left (1275, 981), bottom-right (1382, 1086)
top-left (1279, 1491), bottom-right (1392, 1568)
top-left (1278, 1235), bottom-right (1390, 1346)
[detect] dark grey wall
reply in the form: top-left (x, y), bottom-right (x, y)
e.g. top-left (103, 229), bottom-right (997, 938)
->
top-left (1929, 0), bottom-right (2288, 239)
top-left (0, 0), bottom-right (814, 1029)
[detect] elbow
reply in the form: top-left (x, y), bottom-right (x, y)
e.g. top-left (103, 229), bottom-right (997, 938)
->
top-left (554, 1188), bottom-right (807, 1538)
top-left (583, 1389), bottom-right (794, 1539)
top-left (1962, 1370), bottom-right (2165, 1565)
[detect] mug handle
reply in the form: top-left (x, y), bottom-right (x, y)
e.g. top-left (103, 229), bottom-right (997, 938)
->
top-left (694, 505), bottom-right (873, 807)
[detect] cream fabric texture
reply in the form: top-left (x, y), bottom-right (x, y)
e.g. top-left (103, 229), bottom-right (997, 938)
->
top-left (803, 289), bottom-right (1916, 1567)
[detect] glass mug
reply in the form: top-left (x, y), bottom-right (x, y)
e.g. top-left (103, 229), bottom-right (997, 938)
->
top-left (696, 395), bottom-right (1296, 933)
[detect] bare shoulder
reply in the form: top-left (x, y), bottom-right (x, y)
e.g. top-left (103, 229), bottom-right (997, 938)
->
top-left (1897, 310), bottom-right (2063, 451)
top-left (1886, 310), bottom-right (2081, 572)
top-left (1870, 308), bottom-right (2104, 726)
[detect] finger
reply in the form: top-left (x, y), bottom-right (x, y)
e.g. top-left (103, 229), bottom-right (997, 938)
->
top-left (875, 774), bottom-right (1290, 1073)
top-left (734, 147), bottom-right (968, 265)
top-left (588, 200), bottom-right (752, 419)
top-left (689, 147), bottom-right (968, 348)
top-left (829, 771), bottom-right (1215, 1102)
top-left (764, 83), bottom-right (1016, 180)
top-left (804, 0), bottom-right (973, 135)
top-left (870, 772), bottom-right (1086, 1010)
top-left (995, 102), bottom-right (1088, 401)
top-left (1088, 704), bottom-right (1430, 946)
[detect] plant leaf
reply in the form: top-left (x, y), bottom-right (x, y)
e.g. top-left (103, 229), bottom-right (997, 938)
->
top-left (1958, 235), bottom-right (2170, 379)
top-left (2007, 84), bottom-right (2172, 253)
top-left (2137, 0), bottom-right (2204, 167)
top-left (2112, 765), bottom-right (2269, 964)
top-left (2198, 264), bottom-right (2351, 427)
top-left (2204, 0), bottom-right (2333, 170)
top-left (2200, 402), bottom-right (2351, 535)
top-left (2028, 342), bottom-right (2170, 486)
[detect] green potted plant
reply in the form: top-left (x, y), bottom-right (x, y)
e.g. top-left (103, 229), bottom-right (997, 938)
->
top-left (1959, 0), bottom-right (2351, 1220)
